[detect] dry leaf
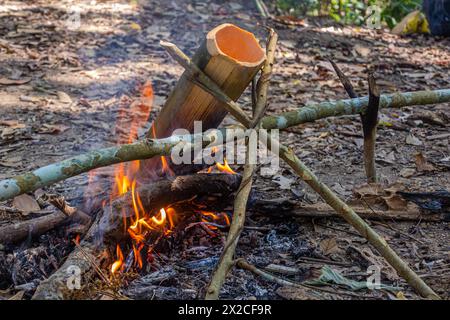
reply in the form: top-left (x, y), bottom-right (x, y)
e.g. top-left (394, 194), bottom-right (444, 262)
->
top-left (276, 286), bottom-right (319, 300)
top-left (400, 168), bottom-right (415, 178)
top-left (354, 44), bottom-right (370, 57)
top-left (57, 91), bottom-right (72, 104)
top-left (320, 237), bottom-right (340, 256)
top-left (406, 134), bottom-right (422, 146)
top-left (0, 77), bottom-right (31, 85)
top-left (12, 194), bottom-right (41, 215)
top-left (8, 291), bottom-right (25, 300)
top-left (414, 152), bottom-right (435, 172)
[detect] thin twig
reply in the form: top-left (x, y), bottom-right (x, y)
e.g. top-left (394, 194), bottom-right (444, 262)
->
top-left (250, 28), bottom-right (278, 128)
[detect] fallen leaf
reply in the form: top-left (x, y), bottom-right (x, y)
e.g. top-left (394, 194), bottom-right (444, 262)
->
top-left (399, 168), bottom-right (415, 178)
top-left (320, 237), bottom-right (340, 256)
top-left (0, 77), bottom-right (31, 85)
top-left (12, 194), bottom-right (41, 215)
top-left (57, 91), bottom-right (72, 104)
top-left (8, 291), bottom-right (24, 300)
top-left (406, 134), bottom-right (422, 146)
top-left (354, 44), bottom-right (370, 57)
top-left (414, 152), bottom-right (435, 172)
top-left (272, 174), bottom-right (294, 190)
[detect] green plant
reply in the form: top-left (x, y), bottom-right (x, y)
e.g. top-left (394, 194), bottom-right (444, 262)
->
top-left (275, 0), bottom-right (423, 28)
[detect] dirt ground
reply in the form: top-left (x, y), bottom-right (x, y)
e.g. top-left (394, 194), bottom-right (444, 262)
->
top-left (0, 0), bottom-right (449, 300)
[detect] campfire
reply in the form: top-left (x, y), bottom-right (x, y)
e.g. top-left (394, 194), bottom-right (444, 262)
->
top-left (0, 20), bottom-right (446, 301)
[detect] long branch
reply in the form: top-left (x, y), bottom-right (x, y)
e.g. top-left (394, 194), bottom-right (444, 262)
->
top-left (1, 89), bottom-right (448, 202)
top-left (260, 88), bottom-right (450, 129)
top-left (0, 132), bottom-right (224, 202)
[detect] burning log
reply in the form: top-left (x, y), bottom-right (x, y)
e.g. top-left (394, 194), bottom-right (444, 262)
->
top-left (31, 173), bottom-right (240, 300)
top-left (99, 173), bottom-right (241, 243)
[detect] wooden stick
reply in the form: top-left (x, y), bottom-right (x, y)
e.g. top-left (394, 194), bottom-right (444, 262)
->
top-left (250, 28), bottom-right (278, 128)
top-left (0, 211), bottom-right (68, 244)
top-left (0, 196), bottom-right (91, 244)
top-left (0, 130), bottom-right (234, 202)
top-left (260, 131), bottom-right (439, 299)
top-left (329, 59), bottom-right (358, 98)
top-left (252, 200), bottom-right (442, 221)
top-left (362, 74), bottom-right (380, 183)
top-left (205, 154), bottom-right (255, 299)
top-left (169, 49), bottom-right (439, 299)
top-left (259, 88), bottom-right (450, 130)
top-left (32, 213), bottom-right (104, 300)
top-left (329, 60), bottom-right (379, 182)
top-left (205, 30), bottom-right (277, 299)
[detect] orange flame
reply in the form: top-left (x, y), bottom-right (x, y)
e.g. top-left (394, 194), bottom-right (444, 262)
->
top-left (111, 244), bottom-right (124, 274)
top-left (215, 159), bottom-right (236, 175)
top-left (200, 211), bottom-right (231, 230)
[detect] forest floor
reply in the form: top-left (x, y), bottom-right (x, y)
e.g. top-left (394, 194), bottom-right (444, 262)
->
top-left (0, 0), bottom-right (449, 300)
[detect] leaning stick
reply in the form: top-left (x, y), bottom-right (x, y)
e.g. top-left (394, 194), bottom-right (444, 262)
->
top-left (262, 134), bottom-right (439, 299)
top-left (165, 43), bottom-right (439, 298)
top-left (362, 74), bottom-right (380, 182)
top-left (205, 29), bottom-right (278, 299)
top-left (329, 60), bottom-right (379, 182)
top-left (205, 154), bottom-right (255, 299)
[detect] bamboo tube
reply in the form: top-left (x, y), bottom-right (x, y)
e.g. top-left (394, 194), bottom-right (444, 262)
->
top-left (148, 23), bottom-right (265, 139)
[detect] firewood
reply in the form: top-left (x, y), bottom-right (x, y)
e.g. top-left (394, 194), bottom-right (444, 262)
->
top-left (31, 173), bottom-right (241, 300)
top-left (0, 207), bottom-right (90, 244)
top-left (252, 199), bottom-right (442, 222)
top-left (98, 173), bottom-right (242, 244)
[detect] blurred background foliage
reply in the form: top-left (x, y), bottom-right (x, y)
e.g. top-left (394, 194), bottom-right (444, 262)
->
top-left (274, 0), bottom-right (423, 28)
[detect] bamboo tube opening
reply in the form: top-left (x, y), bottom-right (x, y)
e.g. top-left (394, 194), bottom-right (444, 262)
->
top-left (207, 24), bottom-right (265, 66)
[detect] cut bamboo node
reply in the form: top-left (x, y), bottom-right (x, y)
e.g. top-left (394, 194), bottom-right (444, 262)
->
top-left (206, 23), bottom-right (266, 67)
top-left (149, 23), bottom-right (265, 140)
